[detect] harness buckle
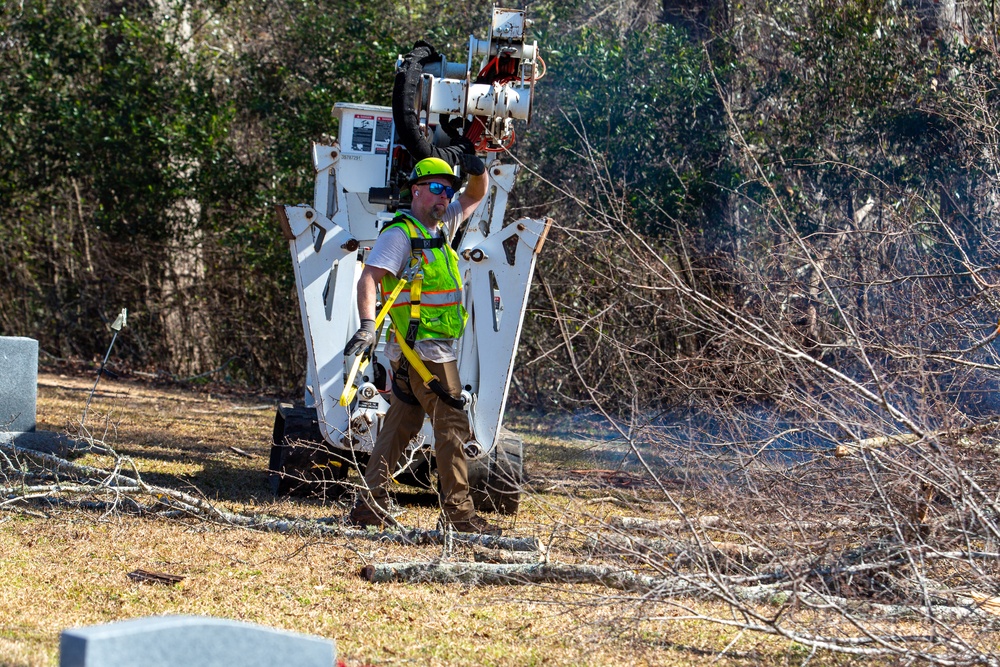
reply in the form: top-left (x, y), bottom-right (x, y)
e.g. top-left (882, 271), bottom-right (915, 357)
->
top-left (401, 261), bottom-right (423, 282)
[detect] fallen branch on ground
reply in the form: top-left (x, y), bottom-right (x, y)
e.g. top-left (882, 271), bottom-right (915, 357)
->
top-left (587, 533), bottom-right (772, 568)
top-left (360, 560), bottom-right (997, 622)
top-left (834, 420), bottom-right (1000, 457)
top-left (473, 545), bottom-right (547, 564)
top-left (610, 515), bottom-right (726, 533)
top-left (360, 560), bottom-right (671, 591)
top-left (610, 515), bottom-right (863, 535)
top-left (0, 441), bottom-right (542, 553)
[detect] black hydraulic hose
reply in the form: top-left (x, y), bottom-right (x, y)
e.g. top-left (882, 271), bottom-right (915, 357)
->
top-left (392, 41), bottom-right (474, 167)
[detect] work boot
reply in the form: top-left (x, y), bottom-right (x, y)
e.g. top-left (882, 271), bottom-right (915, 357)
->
top-left (445, 513), bottom-right (502, 536)
top-left (348, 498), bottom-right (389, 529)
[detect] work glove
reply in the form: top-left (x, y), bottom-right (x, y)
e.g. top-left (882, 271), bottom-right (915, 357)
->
top-left (459, 152), bottom-right (485, 176)
top-left (345, 319), bottom-right (376, 356)
top-left (451, 136), bottom-right (476, 154)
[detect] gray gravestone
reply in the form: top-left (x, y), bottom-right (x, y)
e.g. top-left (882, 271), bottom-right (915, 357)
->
top-left (0, 336), bottom-right (38, 433)
top-left (59, 615), bottom-right (337, 667)
top-left (0, 335), bottom-right (77, 454)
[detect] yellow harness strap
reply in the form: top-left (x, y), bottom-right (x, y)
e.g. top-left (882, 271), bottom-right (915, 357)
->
top-left (339, 278), bottom-right (408, 407)
top-left (395, 334), bottom-right (439, 387)
top-left (409, 274), bottom-right (422, 322)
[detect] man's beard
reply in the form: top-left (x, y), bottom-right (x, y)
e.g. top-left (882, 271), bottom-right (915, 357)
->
top-left (429, 202), bottom-right (447, 221)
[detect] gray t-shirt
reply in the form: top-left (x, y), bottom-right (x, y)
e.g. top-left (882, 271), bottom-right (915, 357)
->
top-left (367, 202), bottom-right (464, 363)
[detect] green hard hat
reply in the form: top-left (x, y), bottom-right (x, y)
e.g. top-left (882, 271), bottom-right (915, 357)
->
top-left (408, 157), bottom-right (460, 188)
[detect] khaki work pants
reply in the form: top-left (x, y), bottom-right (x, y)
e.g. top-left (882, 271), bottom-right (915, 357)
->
top-left (362, 357), bottom-right (475, 520)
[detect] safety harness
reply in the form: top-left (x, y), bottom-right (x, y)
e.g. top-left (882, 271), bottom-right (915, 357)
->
top-left (340, 214), bottom-right (466, 410)
top-left (389, 215), bottom-right (466, 410)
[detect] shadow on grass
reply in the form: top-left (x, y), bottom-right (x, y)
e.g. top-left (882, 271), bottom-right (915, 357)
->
top-left (111, 426), bottom-right (448, 512)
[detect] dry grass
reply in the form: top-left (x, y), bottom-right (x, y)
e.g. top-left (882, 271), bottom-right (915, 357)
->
top-left (0, 373), bottom-right (911, 666)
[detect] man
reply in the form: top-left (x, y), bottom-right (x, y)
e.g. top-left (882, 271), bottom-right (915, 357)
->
top-left (345, 155), bottom-right (501, 536)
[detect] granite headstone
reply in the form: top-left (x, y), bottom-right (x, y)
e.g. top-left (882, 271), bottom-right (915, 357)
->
top-left (0, 336), bottom-right (38, 433)
top-left (0, 335), bottom-right (78, 454)
top-left (59, 615), bottom-right (337, 667)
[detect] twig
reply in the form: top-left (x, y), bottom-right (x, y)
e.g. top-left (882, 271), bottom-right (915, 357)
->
top-left (228, 446), bottom-right (257, 459)
top-left (127, 569), bottom-right (185, 585)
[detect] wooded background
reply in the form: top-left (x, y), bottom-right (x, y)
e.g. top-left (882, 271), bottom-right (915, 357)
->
top-left (2, 0), bottom-right (998, 411)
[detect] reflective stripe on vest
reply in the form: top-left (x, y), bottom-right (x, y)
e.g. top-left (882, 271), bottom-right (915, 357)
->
top-left (380, 213), bottom-right (468, 342)
top-left (389, 288), bottom-right (463, 309)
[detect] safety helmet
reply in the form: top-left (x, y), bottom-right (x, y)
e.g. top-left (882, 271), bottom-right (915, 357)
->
top-left (408, 157), bottom-right (460, 188)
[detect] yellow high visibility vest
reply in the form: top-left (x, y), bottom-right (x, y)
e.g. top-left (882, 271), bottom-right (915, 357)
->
top-left (380, 213), bottom-right (468, 343)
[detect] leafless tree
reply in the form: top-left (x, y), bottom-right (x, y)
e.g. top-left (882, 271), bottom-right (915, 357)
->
top-left (501, 50), bottom-right (1000, 657)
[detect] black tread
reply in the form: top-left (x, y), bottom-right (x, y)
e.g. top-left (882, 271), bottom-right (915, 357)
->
top-left (269, 403), bottom-right (351, 497)
top-left (469, 429), bottom-right (523, 515)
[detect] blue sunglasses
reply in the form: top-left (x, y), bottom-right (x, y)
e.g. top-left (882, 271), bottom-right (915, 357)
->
top-left (425, 182), bottom-right (456, 198)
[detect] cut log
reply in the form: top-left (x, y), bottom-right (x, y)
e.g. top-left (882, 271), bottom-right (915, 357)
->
top-left (834, 434), bottom-right (919, 457)
top-left (610, 515), bottom-right (863, 536)
top-left (834, 420), bottom-right (1000, 457)
top-left (359, 561), bottom-right (673, 592)
top-left (358, 560), bottom-right (995, 622)
top-left (609, 515), bottom-right (726, 533)
top-left (587, 534), bottom-right (772, 569)
top-left (472, 546), bottom-right (546, 564)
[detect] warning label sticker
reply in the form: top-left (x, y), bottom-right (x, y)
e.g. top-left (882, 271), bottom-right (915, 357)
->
top-left (375, 116), bottom-right (393, 154)
top-left (351, 114), bottom-right (375, 153)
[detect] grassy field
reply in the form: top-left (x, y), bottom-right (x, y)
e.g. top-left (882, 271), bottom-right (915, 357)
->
top-left (0, 372), bottom-right (907, 666)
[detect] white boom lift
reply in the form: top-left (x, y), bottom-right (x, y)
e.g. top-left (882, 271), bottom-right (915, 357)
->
top-left (268, 6), bottom-right (550, 513)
